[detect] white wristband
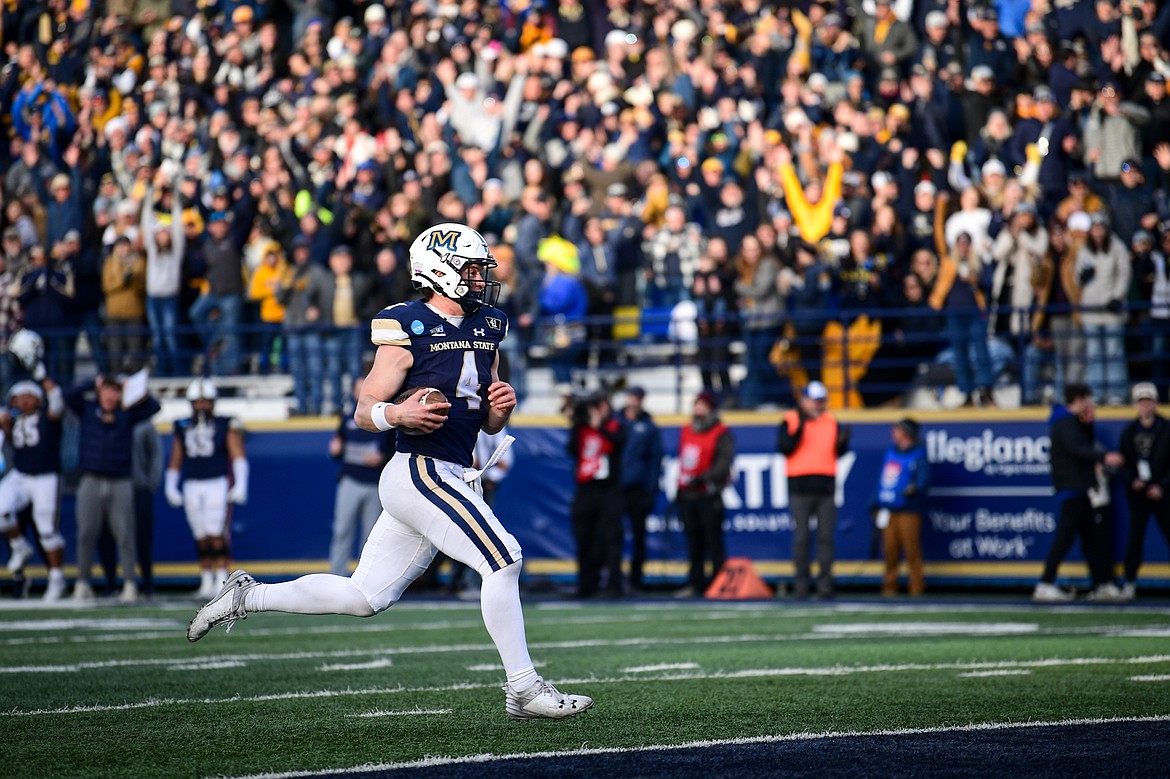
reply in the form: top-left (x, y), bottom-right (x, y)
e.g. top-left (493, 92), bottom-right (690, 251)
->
top-left (371, 402), bottom-right (397, 431)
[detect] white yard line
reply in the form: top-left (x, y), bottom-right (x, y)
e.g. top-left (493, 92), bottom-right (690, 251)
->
top-left (5, 655), bottom-right (1170, 718)
top-left (623, 663), bottom-right (701, 673)
top-left (348, 708), bottom-right (452, 718)
top-left (320, 659), bottom-right (394, 671)
top-left (1129, 674), bottom-right (1170, 682)
top-left (957, 670), bottom-right (1033, 678)
top-left (215, 714), bottom-right (1170, 779)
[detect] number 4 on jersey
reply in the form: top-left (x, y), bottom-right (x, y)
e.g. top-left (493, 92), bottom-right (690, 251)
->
top-left (457, 351), bottom-right (481, 410)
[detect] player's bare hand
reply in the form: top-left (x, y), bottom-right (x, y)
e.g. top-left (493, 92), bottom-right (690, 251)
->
top-left (398, 389), bottom-right (451, 432)
top-left (487, 381), bottom-right (516, 414)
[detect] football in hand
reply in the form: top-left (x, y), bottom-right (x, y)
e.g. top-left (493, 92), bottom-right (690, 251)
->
top-left (391, 387), bottom-right (449, 435)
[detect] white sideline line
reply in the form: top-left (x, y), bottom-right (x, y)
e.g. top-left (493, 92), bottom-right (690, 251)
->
top-left (812, 622), bottom-right (1038, 635)
top-left (623, 663), bottom-right (700, 673)
top-left (320, 659), bottom-right (394, 672)
top-left (348, 708), bottom-right (452, 718)
top-left (8, 618), bottom-right (1170, 663)
top-left (3, 602), bottom-right (1168, 645)
top-left (0, 648), bottom-right (400, 674)
top-left (215, 714), bottom-right (1170, 779)
top-left (170, 661), bottom-right (247, 672)
top-left (1130, 674), bottom-right (1170, 682)
top-left (6, 655), bottom-right (1170, 718)
top-left (957, 670), bottom-right (1032, 678)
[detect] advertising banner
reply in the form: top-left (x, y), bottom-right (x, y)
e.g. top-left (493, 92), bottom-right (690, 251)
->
top-left (42, 417), bottom-right (1165, 588)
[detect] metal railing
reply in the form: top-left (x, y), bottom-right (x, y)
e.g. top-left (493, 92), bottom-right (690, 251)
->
top-left (14, 302), bottom-right (1163, 411)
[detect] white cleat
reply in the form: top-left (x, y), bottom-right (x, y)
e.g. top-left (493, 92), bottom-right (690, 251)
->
top-left (1031, 582), bottom-right (1074, 603)
top-left (118, 581), bottom-right (139, 604)
top-left (44, 577), bottom-right (68, 602)
top-left (505, 677), bottom-right (593, 720)
top-left (67, 575), bottom-right (91, 598)
top-left (6, 538), bottom-right (33, 573)
top-left (187, 569), bottom-right (258, 642)
top-left (1120, 582), bottom-right (1137, 601)
top-left (1086, 582), bottom-right (1127, 602)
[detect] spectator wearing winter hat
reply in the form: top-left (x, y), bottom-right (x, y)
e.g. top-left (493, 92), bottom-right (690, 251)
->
top-left (1010, 86), bottom-right (1079, 212)
top-left (1108, 158), bottom-right (1158, 246)
top-left (1083, 81), bottom-right (1150, 184)
top-left (45, 152), bottom-right (85, 249)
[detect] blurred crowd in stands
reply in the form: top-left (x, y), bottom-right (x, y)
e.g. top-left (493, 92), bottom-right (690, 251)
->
top-left (2, 0), bottom-right (1170, 412)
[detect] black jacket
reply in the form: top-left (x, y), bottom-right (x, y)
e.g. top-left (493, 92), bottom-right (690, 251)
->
top-left (1119, 415), bottom-right (1170, 493)
top-left (1048, 405), bottom-right (1106, 493)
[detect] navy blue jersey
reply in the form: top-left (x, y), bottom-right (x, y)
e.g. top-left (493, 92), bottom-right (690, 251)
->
top-left (337, 416), bottom-right (395, 484)
top-left (174, 415), bottom-right (239, 480)
top-left (11, 411), bottom-right (62, 474)
top-left (371, 299), bottom-right (508, 467)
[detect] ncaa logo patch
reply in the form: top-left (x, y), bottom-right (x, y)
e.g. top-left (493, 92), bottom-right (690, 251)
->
top-left (485, 317), bottom-right (502, 331)
top-left (411, 320), bottom-right (425, 335)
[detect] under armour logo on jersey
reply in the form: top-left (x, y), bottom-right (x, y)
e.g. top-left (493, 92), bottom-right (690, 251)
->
top-left (485, 317), bottom-right (502, 330)
top-left (426, 229), bottom-right (461, 253)
top-left (474, 328), bottom-right (486, 336)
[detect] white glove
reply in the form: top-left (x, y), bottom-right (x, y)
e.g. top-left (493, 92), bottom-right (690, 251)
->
top-left (31, 362), bottom-right (46, 381)
top-left (165, 469), bottom-right (183, 508)
top-left (228, 458), bottom-right (249, 505)
top-left (227, 484), bottom-right (247, 505)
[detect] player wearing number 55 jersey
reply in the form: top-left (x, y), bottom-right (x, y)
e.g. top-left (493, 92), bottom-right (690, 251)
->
top-left (188, 223), bottom-right (592, 721)
top-left (0, 378), bottom-right (67, 600)
top-left (166, 378), bottom-right (248, 599)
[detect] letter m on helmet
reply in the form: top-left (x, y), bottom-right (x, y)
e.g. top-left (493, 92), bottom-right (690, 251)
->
top-left (426, 229), bottom-right (461, 254)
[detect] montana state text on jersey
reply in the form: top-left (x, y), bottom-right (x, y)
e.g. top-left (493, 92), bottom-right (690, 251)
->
top-left (371, 299), bottom-right (508, 468)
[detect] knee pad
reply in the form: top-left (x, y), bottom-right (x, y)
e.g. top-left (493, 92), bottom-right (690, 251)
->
top-left (39, 531), bottom-right (65, 552)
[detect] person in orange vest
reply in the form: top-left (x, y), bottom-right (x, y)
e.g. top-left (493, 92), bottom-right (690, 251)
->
top-left (675, 389), bottom-right (736, 597)
top-left (778, 380), bottom-right (851, 599)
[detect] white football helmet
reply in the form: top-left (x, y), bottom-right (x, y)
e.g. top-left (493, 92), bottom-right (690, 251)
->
top-left (8, 329), bottom-right (44, 371)
top-left (186, 377), bottom-right (218, 403)
top-left (7, 380), bottom-right (44, 404)
top-left (408, 222), bottom-right (500, 312)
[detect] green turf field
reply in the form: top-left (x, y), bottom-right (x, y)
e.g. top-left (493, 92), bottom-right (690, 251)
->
top-left (2, 597), bottom-right (1168, 778)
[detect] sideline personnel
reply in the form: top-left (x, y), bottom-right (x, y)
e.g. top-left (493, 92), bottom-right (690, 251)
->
top-left (778, 381), bottom-right (850, 599)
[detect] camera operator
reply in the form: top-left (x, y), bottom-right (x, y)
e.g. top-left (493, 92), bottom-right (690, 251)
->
top-left (566, 390), bottom-right (626, 597)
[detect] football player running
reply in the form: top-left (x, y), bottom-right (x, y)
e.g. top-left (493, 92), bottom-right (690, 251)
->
top-left (188, 223), bottom-right (593, 721)
top-left (166, 378), bottom-right (248, 599)
top-left (0, 376), bottom-right (67, 600)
